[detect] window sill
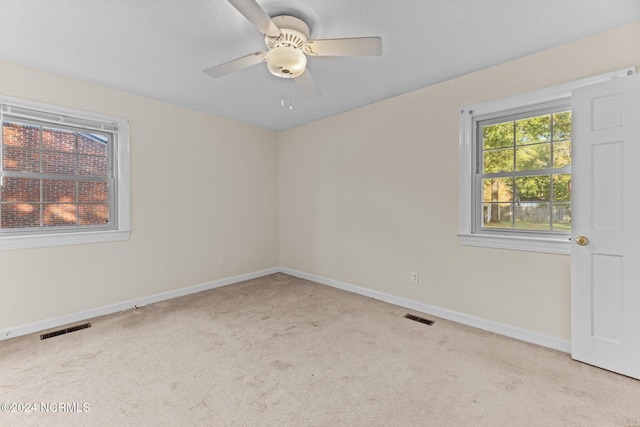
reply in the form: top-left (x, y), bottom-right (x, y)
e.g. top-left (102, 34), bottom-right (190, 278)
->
top-left (0, 229), bottom-right (131, 251)
top-left (458, 233), bottom-right (570, 255)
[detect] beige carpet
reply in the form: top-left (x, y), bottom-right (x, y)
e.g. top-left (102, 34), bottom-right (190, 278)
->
top-left (1, 273), bottom-right (640, 426)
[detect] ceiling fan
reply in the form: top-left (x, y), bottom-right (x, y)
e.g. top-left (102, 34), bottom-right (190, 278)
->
top-left (204, 0), bottom-right (382, 97)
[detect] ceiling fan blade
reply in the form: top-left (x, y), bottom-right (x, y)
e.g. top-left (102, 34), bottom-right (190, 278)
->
top-left (204, 52), bottom-right (266, 78)
top-left (227, 0), bottom-right (281, 38)
top-left (294, 68), bottom-right (321, 98)
top-left (304, 37), bottom-right (382, 56)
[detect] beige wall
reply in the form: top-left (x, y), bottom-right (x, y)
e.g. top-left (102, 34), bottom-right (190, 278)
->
top-left (279, 21), bottom-right (640, 341)
top-left (0, 60), bottom-right (279, 330)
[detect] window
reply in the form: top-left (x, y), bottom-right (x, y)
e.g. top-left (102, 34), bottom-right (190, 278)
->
top-left (478, 107), bottom-right (571, 233)
top-left (0, 97), bottom-right (130, 250)
top-left (458, 68), bottom-right (633, 254)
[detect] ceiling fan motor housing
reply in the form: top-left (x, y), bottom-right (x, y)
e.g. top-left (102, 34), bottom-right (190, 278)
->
top-left (265, 47), bottom-right (306, 78)
top-left (264, 15), bottom-right (310, 78)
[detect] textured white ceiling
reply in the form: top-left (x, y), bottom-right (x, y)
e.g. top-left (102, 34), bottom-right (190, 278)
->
top-left (0, 0), bottom-right (639, 131)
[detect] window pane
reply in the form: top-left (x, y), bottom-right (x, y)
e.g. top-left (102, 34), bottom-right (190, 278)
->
top-left (553, 111), bottom-right (571, 141)
top-left (43, 204), bottom-right (76, 226)
top-left (43, 179), bottom-right (76, 203)
top-left (553, 203), bottom-right (571, 231)
top-left (2, 147), bottom-right (40, 172)
top-left (42, 126), bottom-right (75, 153)
top-left (78, 133), bottom-right (108, 157)
top-left (483, 203), bottom-right (512, 228)
top-left (515, 203), bottom-right (550, 230)
top-left (553, 140), bottom-right (571, 168)
top-left (78, 204), bottom-right (108, 225)
top-left (1, 177), bottom-right (40, 203)
top-left (3, 122), bottom-right (40, 149)
top-left (483, 178), bottom-right (513, 202)
top-left (553, 174), bottom-right (571, 202)
top-left (78, 155), bottom-right (107, 177)
top-left (516, 175), bottom-right (550, 201)
top-left (515, 144), bottom-right (550, 171)
top-left (516, 115), bottom-right (551, 145)
top-left (78, 181), bottom-right (108, 203)
top-left (484, 148), bottom-right (513, 173)
top-left (1, 203), bottom-right (40, 228)
top-left (483, 122), bottom-right (513, 149)
top-left (42, 151), bottom-right (76, 175)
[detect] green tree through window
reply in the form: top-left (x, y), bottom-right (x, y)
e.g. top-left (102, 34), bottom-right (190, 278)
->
top-left (481, 110), bottom-right (571, 232)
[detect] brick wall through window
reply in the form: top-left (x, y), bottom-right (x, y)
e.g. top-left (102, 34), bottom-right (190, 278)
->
top-left (1, 122), bottom-right (109, 229)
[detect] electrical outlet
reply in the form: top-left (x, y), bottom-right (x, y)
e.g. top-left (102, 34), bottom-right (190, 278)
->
top-left (411, 272), bottom-right (419, 284)
top-left (218, 257), bottom-right (224, 266)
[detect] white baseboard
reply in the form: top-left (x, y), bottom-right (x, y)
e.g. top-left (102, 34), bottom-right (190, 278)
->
top-left (279, 267), bottom-right (571, 354)
top-left (0, 267), bottom-right (279, 341)
top-left (2, 266), bottom-right (571, 354)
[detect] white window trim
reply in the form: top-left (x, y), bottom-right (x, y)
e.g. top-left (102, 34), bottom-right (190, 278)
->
top-left (458, 67), bottom-right (635, 255)
top-left (0, 95), bottom-right (131, 250)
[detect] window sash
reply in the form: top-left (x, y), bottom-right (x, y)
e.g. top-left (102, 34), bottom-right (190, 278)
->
top-left (0, 111), bottom-right (116, 234)
top-left (471, 102), bottom-right (571, 238)
top-left (474, 102), bottom-right (570, 172)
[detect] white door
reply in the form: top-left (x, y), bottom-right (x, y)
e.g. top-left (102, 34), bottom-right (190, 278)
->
top-left (571, 72), bottom-right (640, 380)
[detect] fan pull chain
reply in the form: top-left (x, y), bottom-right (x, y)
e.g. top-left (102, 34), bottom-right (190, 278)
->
top-left (280, 77), bottom-right (286, 108)
top-left (280, 79), bottom-right (293, 110)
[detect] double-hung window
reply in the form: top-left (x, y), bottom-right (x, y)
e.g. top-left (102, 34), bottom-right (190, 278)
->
top-left (458, 68), bottom-right (634, 254)
top-left (0, 97), bottom-right (130, 250)
top-left (478, 105), bottom-right (572, 234)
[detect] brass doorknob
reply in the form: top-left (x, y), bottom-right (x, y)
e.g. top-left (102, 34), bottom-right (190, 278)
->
top-left (575, 236), bottom-right (589, 246)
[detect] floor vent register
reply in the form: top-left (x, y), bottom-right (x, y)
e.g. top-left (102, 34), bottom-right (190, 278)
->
top-left (40, 323), bottom-right (92, 340)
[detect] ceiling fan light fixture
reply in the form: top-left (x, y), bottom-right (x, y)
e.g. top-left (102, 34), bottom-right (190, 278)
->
top-left (265, 46), bottom-right (306, 78)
